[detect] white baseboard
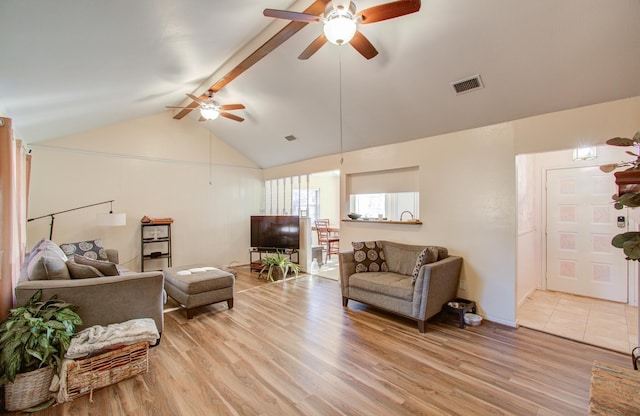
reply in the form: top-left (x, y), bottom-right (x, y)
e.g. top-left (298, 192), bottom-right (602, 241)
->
top-left (517, 286), bottom-right (538, 308)
top-left (483, 315), bottom-right (518, 328)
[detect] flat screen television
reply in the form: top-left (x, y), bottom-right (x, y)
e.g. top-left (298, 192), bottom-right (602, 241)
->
top-left (251, 216), bottom-right (300, 250)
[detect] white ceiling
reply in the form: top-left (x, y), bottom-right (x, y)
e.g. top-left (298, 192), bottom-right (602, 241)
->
top-left (1, 0), bottom-right (639, 168)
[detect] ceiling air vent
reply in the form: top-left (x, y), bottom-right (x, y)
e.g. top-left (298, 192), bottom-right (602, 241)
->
top-left (451, 74), bottom-right (484, 95)
top-left (284, 135), bottom-right (297, 142)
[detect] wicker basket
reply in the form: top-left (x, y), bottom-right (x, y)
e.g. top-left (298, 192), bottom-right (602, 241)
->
top-left (62, 342), bottom-right (149, 402)
top-left (4, 366), bottom-right (54, 411)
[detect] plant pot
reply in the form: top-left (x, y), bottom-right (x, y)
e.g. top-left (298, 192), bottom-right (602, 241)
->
top-left (4, 366), bottom-right (54, 411)
top-left (614, 169), bottom-right (640, 195)
top-left (270, 266), bottom-right (289, 281)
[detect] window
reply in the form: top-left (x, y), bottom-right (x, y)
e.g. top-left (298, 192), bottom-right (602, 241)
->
top-left (292, 188), bottom-right (319, 219)
top-left (350, 192), bottom-right (419, 220)
top-left (264, 171), bottom-right (339, 219)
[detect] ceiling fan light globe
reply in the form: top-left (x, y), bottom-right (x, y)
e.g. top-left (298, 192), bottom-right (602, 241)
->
top-left (200, 106), bottom-right (220, 120)
top-left (323, 15), bottom-right (357, 45)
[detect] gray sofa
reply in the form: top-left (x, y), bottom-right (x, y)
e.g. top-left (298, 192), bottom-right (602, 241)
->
top-left (15, 239), bottom-right (164, 335)
top-left (339, 240), bottom-right (463, 332)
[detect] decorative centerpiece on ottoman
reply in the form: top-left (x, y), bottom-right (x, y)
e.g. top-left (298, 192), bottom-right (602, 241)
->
top-left (163, 265), bottom-right (235, 319)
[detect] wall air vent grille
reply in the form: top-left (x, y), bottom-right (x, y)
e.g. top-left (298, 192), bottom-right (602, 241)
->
top-left (451, 74), bottom-right (484, 95)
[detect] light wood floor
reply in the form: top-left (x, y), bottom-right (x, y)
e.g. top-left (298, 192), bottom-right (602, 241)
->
top-left (8, 266), bottom-right (630, 415)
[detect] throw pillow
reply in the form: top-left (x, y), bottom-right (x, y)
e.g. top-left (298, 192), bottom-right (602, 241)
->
top-left (74, 254), bottom-right (119, 276)
top-left (411, 247), bottom-right (439, 283)
top-left (66, 260), bottom-right (104, 279)
top-left (25, 238), bottom-right (45, 259)
top-left (27, 250), bottom-right (70, 280)
top-left (352, 241), bottom-right (387, 273)
top-left (20, 238), bottom-right (45, 279)
top-left (60, 239), bottom-right (108, 261)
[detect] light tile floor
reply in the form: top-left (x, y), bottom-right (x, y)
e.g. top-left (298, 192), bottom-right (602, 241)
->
top-left (518, 290), bottom-right (639, 354)
top-left (313, 256), bottom-right (339, 280)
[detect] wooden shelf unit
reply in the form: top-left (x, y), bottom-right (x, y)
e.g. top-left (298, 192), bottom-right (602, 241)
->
top-left (141, 223), bottom-right (172, 272)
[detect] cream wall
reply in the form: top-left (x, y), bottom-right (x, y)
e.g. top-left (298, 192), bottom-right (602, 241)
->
top-left (26, 112), bottom-right (263, 270)
top-left (516, 153), bottom-right (541, 307)
top-left (265, 96), bottom-right (640, 327)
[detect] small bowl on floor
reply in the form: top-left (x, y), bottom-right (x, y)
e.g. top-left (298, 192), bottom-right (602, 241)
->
top-left (464, 313), bottom-right (482, 326)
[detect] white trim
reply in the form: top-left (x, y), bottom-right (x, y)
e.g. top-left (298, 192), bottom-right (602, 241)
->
top-left (517, 286), bottom-right (538, 308)
top-left (484, 315), bottom-right (518, 328)
top-left (28, 144), bottom-right (261, 171)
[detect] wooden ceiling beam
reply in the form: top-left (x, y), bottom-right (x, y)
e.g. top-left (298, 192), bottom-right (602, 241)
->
top-left (174, 0), bottom-right (330, 120)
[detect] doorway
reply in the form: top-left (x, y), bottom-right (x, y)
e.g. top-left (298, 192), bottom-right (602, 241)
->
top-left (516, 147), bottom-right (639, 353)
top-left (263, 170), bottom-right (340, 277)
top-left (546, 166), bottom-right (628, 302)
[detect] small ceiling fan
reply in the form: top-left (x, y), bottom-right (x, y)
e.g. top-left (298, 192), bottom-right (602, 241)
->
top-left (166, 91), bottom-right (246, 122)
top-left (263, 0), bottom-right (421, 60)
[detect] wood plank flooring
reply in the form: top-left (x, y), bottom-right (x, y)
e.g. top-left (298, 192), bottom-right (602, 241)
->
top-left (6, 266), bottom-right (631, 415)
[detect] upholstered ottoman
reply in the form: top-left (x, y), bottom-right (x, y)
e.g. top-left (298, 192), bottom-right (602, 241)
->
top-left (163, 265), bottom-right (235, 319)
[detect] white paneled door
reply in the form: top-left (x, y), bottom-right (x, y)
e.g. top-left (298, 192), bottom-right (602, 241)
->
top-left (546, 167), bottom-right (628, 302)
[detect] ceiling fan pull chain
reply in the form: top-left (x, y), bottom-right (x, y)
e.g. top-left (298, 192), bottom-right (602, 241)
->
top-left (339, 47), bottom-right (344, 166)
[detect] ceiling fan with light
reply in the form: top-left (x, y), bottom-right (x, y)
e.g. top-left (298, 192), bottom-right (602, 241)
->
top-left (263, 0), bottom-right (420, 60)
top-left (166, 91), bottom-right (246, 122)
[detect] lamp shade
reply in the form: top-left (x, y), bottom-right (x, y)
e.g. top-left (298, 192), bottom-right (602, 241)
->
top-left (323, 15), bottom-right (357, 45)
top-left (200, 106), bottom-right (220, 120)
top-left (96, 212), bottom-right (126, 226)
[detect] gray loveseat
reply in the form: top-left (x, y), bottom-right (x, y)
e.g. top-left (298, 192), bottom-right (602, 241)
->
top-left (339, 240), bottom-right (463, 332)
top-left (15, 239), bottom-right (164, 335)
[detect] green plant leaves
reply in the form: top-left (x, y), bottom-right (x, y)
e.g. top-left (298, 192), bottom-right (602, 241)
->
top-left (612, 192), bottom-right (640, 209)
top-left (599, 163), bottom-right (619, 173)
top-left (0, 290), bottom-right (82, 383)
top-left (259, 251), bottom-right (300, 281)
top-left (606, 137), bottom-right (636, 146)
top-left (612, 232), bottom-right (640, 260)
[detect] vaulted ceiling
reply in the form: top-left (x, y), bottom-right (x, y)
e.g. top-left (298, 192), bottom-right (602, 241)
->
top-left (1, 0), bottom-right (639, 168)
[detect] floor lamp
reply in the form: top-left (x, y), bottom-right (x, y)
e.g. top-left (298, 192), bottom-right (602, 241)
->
top-left (28, 200), bottom-right (126, 240)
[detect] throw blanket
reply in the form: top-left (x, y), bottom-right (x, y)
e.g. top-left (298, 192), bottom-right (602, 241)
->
top-left (65, 318), bottom-right (159, 359)
top-left (176, 266), bottom-right (217, 275)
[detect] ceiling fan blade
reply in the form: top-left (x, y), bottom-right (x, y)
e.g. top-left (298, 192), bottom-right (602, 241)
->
top-left (264, 8), bottom-right (322, 23)
top-left (220, 112), bottom-right (245, 122)
top-left (219, 104), bottom-right (245, 111)
top-left (186, 93), bottom-right (207, 105)
top-left (357, 0), bottom-right (421, 24)
top-left (350, 31), bottom-right (378, 59)
top-left (198, 116), bottom-right (206, 122)
top-left (298, 34), bottom-right (328, 60)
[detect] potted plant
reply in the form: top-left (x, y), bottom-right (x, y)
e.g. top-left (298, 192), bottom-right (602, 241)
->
top-left (0, 290), bottom-right (82, 411)
top-left (259, 252), bottom-right (300, 281)
top-left (600, 130), bottom-right (640, 260)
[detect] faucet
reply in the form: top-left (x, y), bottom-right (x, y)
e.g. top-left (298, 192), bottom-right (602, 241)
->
top-left (400, 210), bottom-right (414, 221)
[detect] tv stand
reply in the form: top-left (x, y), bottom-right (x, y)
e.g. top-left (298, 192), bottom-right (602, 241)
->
top-left (249, 248), bottom-right (299, 272)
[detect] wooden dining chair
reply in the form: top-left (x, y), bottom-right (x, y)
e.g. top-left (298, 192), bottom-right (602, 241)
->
top-left (315, 219), bottom-right (339, 262)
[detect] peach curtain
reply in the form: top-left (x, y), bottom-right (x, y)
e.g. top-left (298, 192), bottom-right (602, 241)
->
top-left (0, 117), bottom-right (31, 320)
